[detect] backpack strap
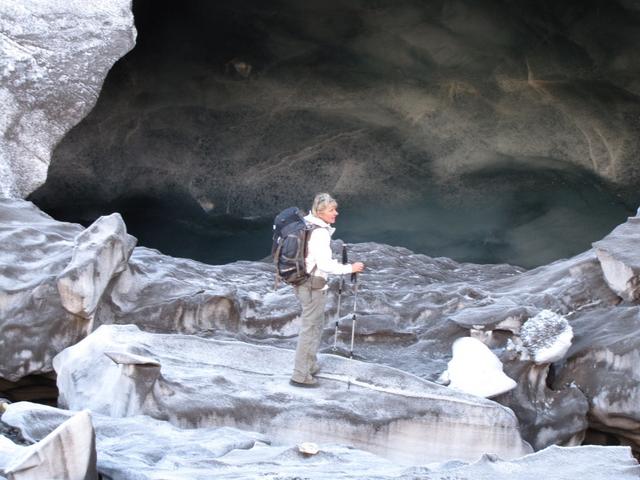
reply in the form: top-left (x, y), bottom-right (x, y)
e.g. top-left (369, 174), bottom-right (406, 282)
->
top-left (302, 224), bottom-right (320, 277)
top-left (273, 242), bottom-right (283, 290)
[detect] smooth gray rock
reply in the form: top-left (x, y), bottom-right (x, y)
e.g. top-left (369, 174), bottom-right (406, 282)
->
top-left (2, 402), bottom-right (264, 480)
top-left (458, 255), bottom-right (613, 451)
top-left (403, 445), bottom-right (640, 480)
top-left (1, 197), bottom-right (619, 380)
top-left (0, 402), bottom-right (29, 449)
top-left (0, 197), bottom-right (630, 453)
top-left (3, 403), bottom-right (639, 480)
top-left (97, 246), bottom-right (250, 336)
top-left (448, 303), bottom-right (537, 334)
top-left (0, 198), bottom-right (517, 379)
top-left (57, 213), bottom-right (137, 320)
top-left (496, 360), bottom-right (589, 451)
top-left (0, 199), bottom-right (85, 381)
top-left (593, 216), bottom-right (640, 302)
top-left (441, 253), bottom-right (617, 450)
top-left (0, 200), bottom-right (137, 381)
top-left (554, 306), bottom-right (640, 450)
top-left (0, 410), bottom-right (97, 480)
top-left (448, 310), bottom-right (587, 451)
top-left (33, 0), bottom-right (640, 221)
top-left (5, 197), bottom-right (640, 455)
top-left (53, 324), bottom-right (532, 464)
top-left (0, 0), bottom-right (136, 199)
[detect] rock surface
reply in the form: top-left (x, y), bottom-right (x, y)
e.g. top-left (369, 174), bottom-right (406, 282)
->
top-left (0, 200), bottom-right (136, 381)
top-left (57, 213), bottom-right (137, 321)
top-left (496, 360), bottom-right (589, 451)
top-left (554, 306), bottom-right (640, 450)
top-left (3, 402), bottom-right (639, 480)
top-left (0, 0), bottom-right (136, 199)
top-left (2, 0), bottom-right (640, 473)
top-left (53, 324), bottom-right (532, 464)
top-left (31, 0), bottom-right (640, 219)
top-left (2, 197), bottom-right (638, 455)
top-left (2, 402), bottom-right (264, 480)
top-left (4, 197), bottom-right (640, 457)
top-left (0, 410), bottom-right (97, 480)
top-left (0, 199), bottom-right (85, 381)
top-left (593, 216), bottom-right (640, 302)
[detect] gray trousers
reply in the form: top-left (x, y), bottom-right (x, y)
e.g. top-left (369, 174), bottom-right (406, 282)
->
top-left (291, 282), bottom-right (327, 383)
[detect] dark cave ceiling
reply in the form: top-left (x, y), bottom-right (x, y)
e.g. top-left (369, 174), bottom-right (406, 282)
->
top-left (29, 0), bottom-right (640, 266)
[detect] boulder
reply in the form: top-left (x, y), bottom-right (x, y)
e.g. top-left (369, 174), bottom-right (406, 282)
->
top-left (53, 324), bottom-right (532, 464)
top-left (0, 200), bottom-right (139, 381)
top-left (0, 199), bottom-right (85, 381)
top-left (448, 303), bottom-right (537, 334)
top-left (593, 217), bottom-right (640, 302)
top-left (57, 213), bottom-right (136, 320)
top-left (0, 0), bottom-right (136, 199)
top-left (554, 306), bottom-right (640, 451)
top-left (496, 360), bottom-right (589, 451)
top-left (0, 410), bottom-right (97, 480)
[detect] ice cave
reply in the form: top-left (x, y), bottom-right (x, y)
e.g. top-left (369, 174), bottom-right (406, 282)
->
top-left (2, 1), bottom-right (640, 479)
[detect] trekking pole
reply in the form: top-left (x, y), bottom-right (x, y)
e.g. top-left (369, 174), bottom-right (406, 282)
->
top-left (349, 272), bottom-right (359, 359)
top-left (333, 245), bottom-right (348, 351)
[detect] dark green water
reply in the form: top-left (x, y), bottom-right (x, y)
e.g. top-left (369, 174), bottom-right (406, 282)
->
top-left (339, 162), bottom-right (637, 267)
top-left (35, 161), bottom-right (637, 269)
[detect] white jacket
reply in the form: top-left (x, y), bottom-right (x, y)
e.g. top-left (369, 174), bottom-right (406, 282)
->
top-left (304, 214), bottom-right (352, 284)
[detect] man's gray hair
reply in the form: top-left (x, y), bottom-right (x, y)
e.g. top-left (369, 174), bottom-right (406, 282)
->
top-left (311, 192), bottom-right (337, 216)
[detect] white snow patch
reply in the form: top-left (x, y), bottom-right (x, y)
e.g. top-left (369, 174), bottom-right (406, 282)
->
top-left (521, 310), bottom-right (573, 364)
top-left (534, 328), bottom-right (573, 364)
top-left (442, 337), bottom-right (516, 398)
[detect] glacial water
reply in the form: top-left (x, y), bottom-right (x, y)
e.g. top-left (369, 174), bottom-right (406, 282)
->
top-left (34, 162), bottom-right (637, 269)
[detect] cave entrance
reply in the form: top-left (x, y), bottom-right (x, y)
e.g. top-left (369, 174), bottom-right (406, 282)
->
top-left (29, 0), bottom-right (639, 267)
top-left (0, 374), bottom-right (58, 407)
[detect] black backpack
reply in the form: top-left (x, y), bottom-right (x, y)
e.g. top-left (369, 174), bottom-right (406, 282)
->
top-left (272, 207), bottom-right (318, 287)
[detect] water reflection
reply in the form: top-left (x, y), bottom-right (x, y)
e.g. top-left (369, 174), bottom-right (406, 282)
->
top-left (340, 162), bottom-right (635, 267)
top-left (31, 163), bottom-right (636, 268)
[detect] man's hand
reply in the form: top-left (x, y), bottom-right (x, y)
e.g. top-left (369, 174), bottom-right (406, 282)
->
top-left (351, 262), bottom-right (365, 273)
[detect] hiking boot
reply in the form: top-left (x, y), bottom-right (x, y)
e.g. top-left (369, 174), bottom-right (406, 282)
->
top-left (289, 378), bottom-right (318, 388)
top-left (310, 364), bottom-right (320, 375)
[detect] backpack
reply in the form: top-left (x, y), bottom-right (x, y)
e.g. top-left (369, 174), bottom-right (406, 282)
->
top-left (272, 207), bottom-right (318, 287)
